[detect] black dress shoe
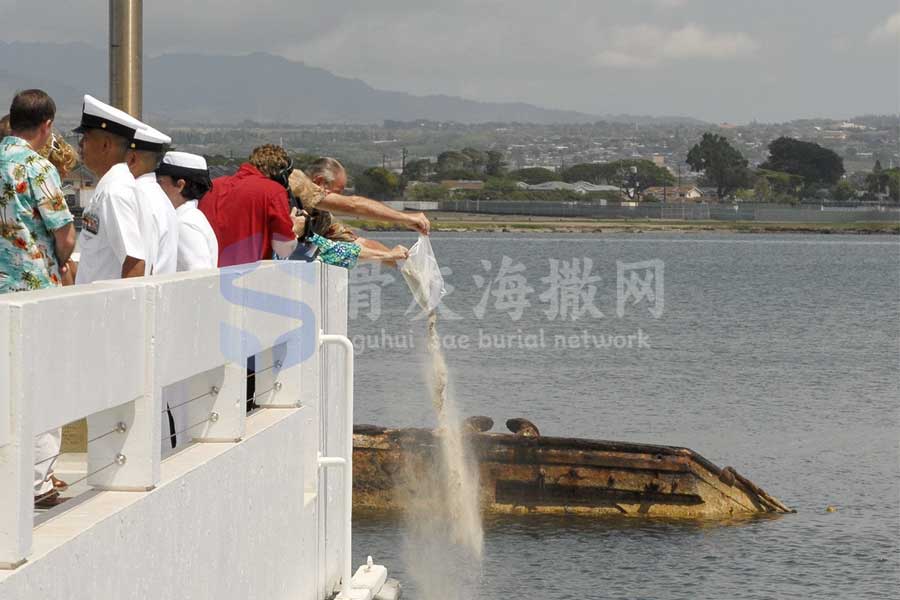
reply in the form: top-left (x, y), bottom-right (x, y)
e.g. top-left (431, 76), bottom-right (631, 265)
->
top-left (34, 489), bottom-right (69, 509)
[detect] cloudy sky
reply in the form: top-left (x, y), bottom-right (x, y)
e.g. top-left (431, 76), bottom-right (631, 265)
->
top-left (2, 0), bottom-right (898, 122)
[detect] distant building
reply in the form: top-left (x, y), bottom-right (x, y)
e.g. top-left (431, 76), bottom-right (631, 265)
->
top-left (821, 131), bottom-right (848, 141)
top-left (516, 181), bottom-right (621, 195)
top-left (59, 164), bottom-right (96, 225)
top-left (62, 164), bottom-right (94, 186)
top-left (384, 200), bottom-right (439, 211)
top-left (644, 186), bottom-right (704, 202)
top-left (440, 180), bottom-right (484, 191)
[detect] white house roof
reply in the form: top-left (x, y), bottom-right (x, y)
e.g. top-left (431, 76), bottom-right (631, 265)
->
top-left (516, 181), bottom-right (621, 193)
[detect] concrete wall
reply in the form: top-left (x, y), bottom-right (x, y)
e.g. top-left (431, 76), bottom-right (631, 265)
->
top-left (0, 261), bottom-right (351, 600)
top-left (0, 410), bottom-right (317, 600)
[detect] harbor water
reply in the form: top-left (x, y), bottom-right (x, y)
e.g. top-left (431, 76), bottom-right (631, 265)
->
top-left (351, 232), bottom-right (900, 600)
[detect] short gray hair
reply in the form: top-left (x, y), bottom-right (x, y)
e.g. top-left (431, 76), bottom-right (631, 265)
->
top-left (307, 157), bottom-right (344, 184)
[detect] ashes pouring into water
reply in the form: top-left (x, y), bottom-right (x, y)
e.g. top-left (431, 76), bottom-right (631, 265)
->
top-left (425, 311), bottom-right (483, 557)
top-left (399, 310), bottom-right (484, 599)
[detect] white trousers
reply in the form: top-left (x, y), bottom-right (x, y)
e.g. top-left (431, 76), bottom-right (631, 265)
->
top-left (34, 429), bottom-right (61, 496)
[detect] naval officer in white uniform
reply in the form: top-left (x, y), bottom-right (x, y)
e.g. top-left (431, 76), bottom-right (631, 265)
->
top-left (155, 152), bottom-right (219, 450)
top-left (128, 124), bottom-right (178, 275)
top-left (156, 151), bottom-right (218, 271)
top-left (74, 95), bottom-right (153, 283)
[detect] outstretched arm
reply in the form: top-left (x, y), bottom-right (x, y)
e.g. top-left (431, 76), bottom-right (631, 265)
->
top-left (358, 244), bottom-right (409, 263)
top-left (317, 193), bottom-right (430, 235)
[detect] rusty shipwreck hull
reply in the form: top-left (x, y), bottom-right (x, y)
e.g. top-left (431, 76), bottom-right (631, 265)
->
top-left (353, 425), bottom-right (793, 519)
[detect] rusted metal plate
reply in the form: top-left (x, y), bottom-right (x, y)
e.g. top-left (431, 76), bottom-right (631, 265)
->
top-left (494, 480), bottom-right (704, 508)
top-left (352, 425), bottom-right (793, 519)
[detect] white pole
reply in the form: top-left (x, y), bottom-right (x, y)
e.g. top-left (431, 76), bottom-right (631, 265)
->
top-left (319, 334), bottom-right (354, 599)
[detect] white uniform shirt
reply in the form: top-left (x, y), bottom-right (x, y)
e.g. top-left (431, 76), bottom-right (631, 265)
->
top-left (162, 200), bottom-right (218, 454)
top-left (76, 163), bottom-right (152, 284)
top-left (176, 200), bottom-right (218, 271)
top-left (136, 172), bottom-right (179, 275)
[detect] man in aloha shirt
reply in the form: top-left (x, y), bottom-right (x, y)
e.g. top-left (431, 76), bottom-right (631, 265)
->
top-left (0, 89), bottom-right (76, 508)
top-left (0, 111), bottom-right (74, 291)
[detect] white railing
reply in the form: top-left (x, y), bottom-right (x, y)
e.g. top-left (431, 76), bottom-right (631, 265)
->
top-left (0, 260), bottom-right (352, 597)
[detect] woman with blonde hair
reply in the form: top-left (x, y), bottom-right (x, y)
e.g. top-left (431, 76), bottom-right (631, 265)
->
top-left (37, 132), bottom-right (79, 285)
top-left (38, 131), bottom-right (79, 177)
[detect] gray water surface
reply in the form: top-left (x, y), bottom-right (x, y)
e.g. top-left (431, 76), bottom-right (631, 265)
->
top-left (351, 232), bottom-right (900, 600)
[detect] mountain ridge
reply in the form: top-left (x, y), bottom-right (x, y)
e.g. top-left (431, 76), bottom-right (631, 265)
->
top-left (0, 42), bottom-right (707, 126)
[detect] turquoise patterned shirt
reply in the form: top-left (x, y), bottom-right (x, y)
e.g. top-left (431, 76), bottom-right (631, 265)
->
top-left (309, 233), bottom-right (361, 270)
top-left (0, 136), bottom-right (73, 292)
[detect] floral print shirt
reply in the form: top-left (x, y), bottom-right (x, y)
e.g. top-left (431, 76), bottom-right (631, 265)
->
top-left (0, 136), bottom-right (73, 293)
top-left (308, 233), bottom-right (361, 270)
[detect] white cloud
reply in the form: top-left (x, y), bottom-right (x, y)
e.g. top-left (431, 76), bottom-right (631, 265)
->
top-left (594, 24), bottom-right (758, 69)
top-left (869, 11), bottom-right (900, 43)
top-left (593, 51), bottom-right (657, 69)
top-left (652, 0), bottom-right (689, 8)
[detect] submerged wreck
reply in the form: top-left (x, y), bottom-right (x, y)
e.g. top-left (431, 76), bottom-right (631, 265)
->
top-left (353, 421), bottom-right (793, 519)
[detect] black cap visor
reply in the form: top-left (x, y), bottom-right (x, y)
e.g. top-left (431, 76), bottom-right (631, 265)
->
top-left (72, 113), bottom-right (137, 140)
top-left (132, 139), bottom-right (169, 153)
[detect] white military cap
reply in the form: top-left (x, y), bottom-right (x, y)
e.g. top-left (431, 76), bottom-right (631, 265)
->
top-left (73, 94), bottom-right (142, 140)
top-left (132, 123), bottom-right (172, 152)
top-left (156, 151), bottom-right (209, 179)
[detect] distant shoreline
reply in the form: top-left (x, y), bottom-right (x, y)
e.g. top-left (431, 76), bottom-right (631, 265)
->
top-left (347, 213), bottom-right (900, 235)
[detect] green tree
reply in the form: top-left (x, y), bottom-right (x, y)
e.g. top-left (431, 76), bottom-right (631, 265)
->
top-left (752, 176), bottom-right (772, 202)
top-left (561, 160), bottom-right (674, 187)
top-left (436, 150), bottom-right (471, 176)
top-left (607, 159), bottom-right (674, 187)
top-left (485, 151), bottom-right (506, 177)
top-left (355, 167), bottom-right (400, 201)
top-left (866, 167), bottom-right (900, 201)
top-left (756, 169), bottom-right (805, 196)
top-left (484, 177), bottom-right (518, 192)
top-left (402, 158), bottom-right (433, 183)
top-left (760, 137), bottom-right (845, 186)
top-left (405, 182), bottom-right (448, 201)
top-left (439, 169), bottom-right (483, 181)
top-left (832, 180), bottom-right (856, 202)
top-left (461, 148), bottom-right (487, 174)
top-left (686, 133), bottom-right (751, 199)
top-left (886, 170), bottom-right (900, 202)
top-left (734, 189), bottom-right (755, 202)
top-left (507, 167), bottom-right (562, 185)
top-left (560, 163), bottom-right (610, 184)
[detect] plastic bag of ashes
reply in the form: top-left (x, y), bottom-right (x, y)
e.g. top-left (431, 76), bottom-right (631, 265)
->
top-left (399, 235), bottom-right (446, 313)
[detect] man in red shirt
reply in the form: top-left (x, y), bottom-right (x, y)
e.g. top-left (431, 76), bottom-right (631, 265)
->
top-left (200, 145), bottom-right (305, 267)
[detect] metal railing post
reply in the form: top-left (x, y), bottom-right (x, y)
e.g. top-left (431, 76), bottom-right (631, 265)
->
top-left (318, 334), bottom-right (354, 599)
